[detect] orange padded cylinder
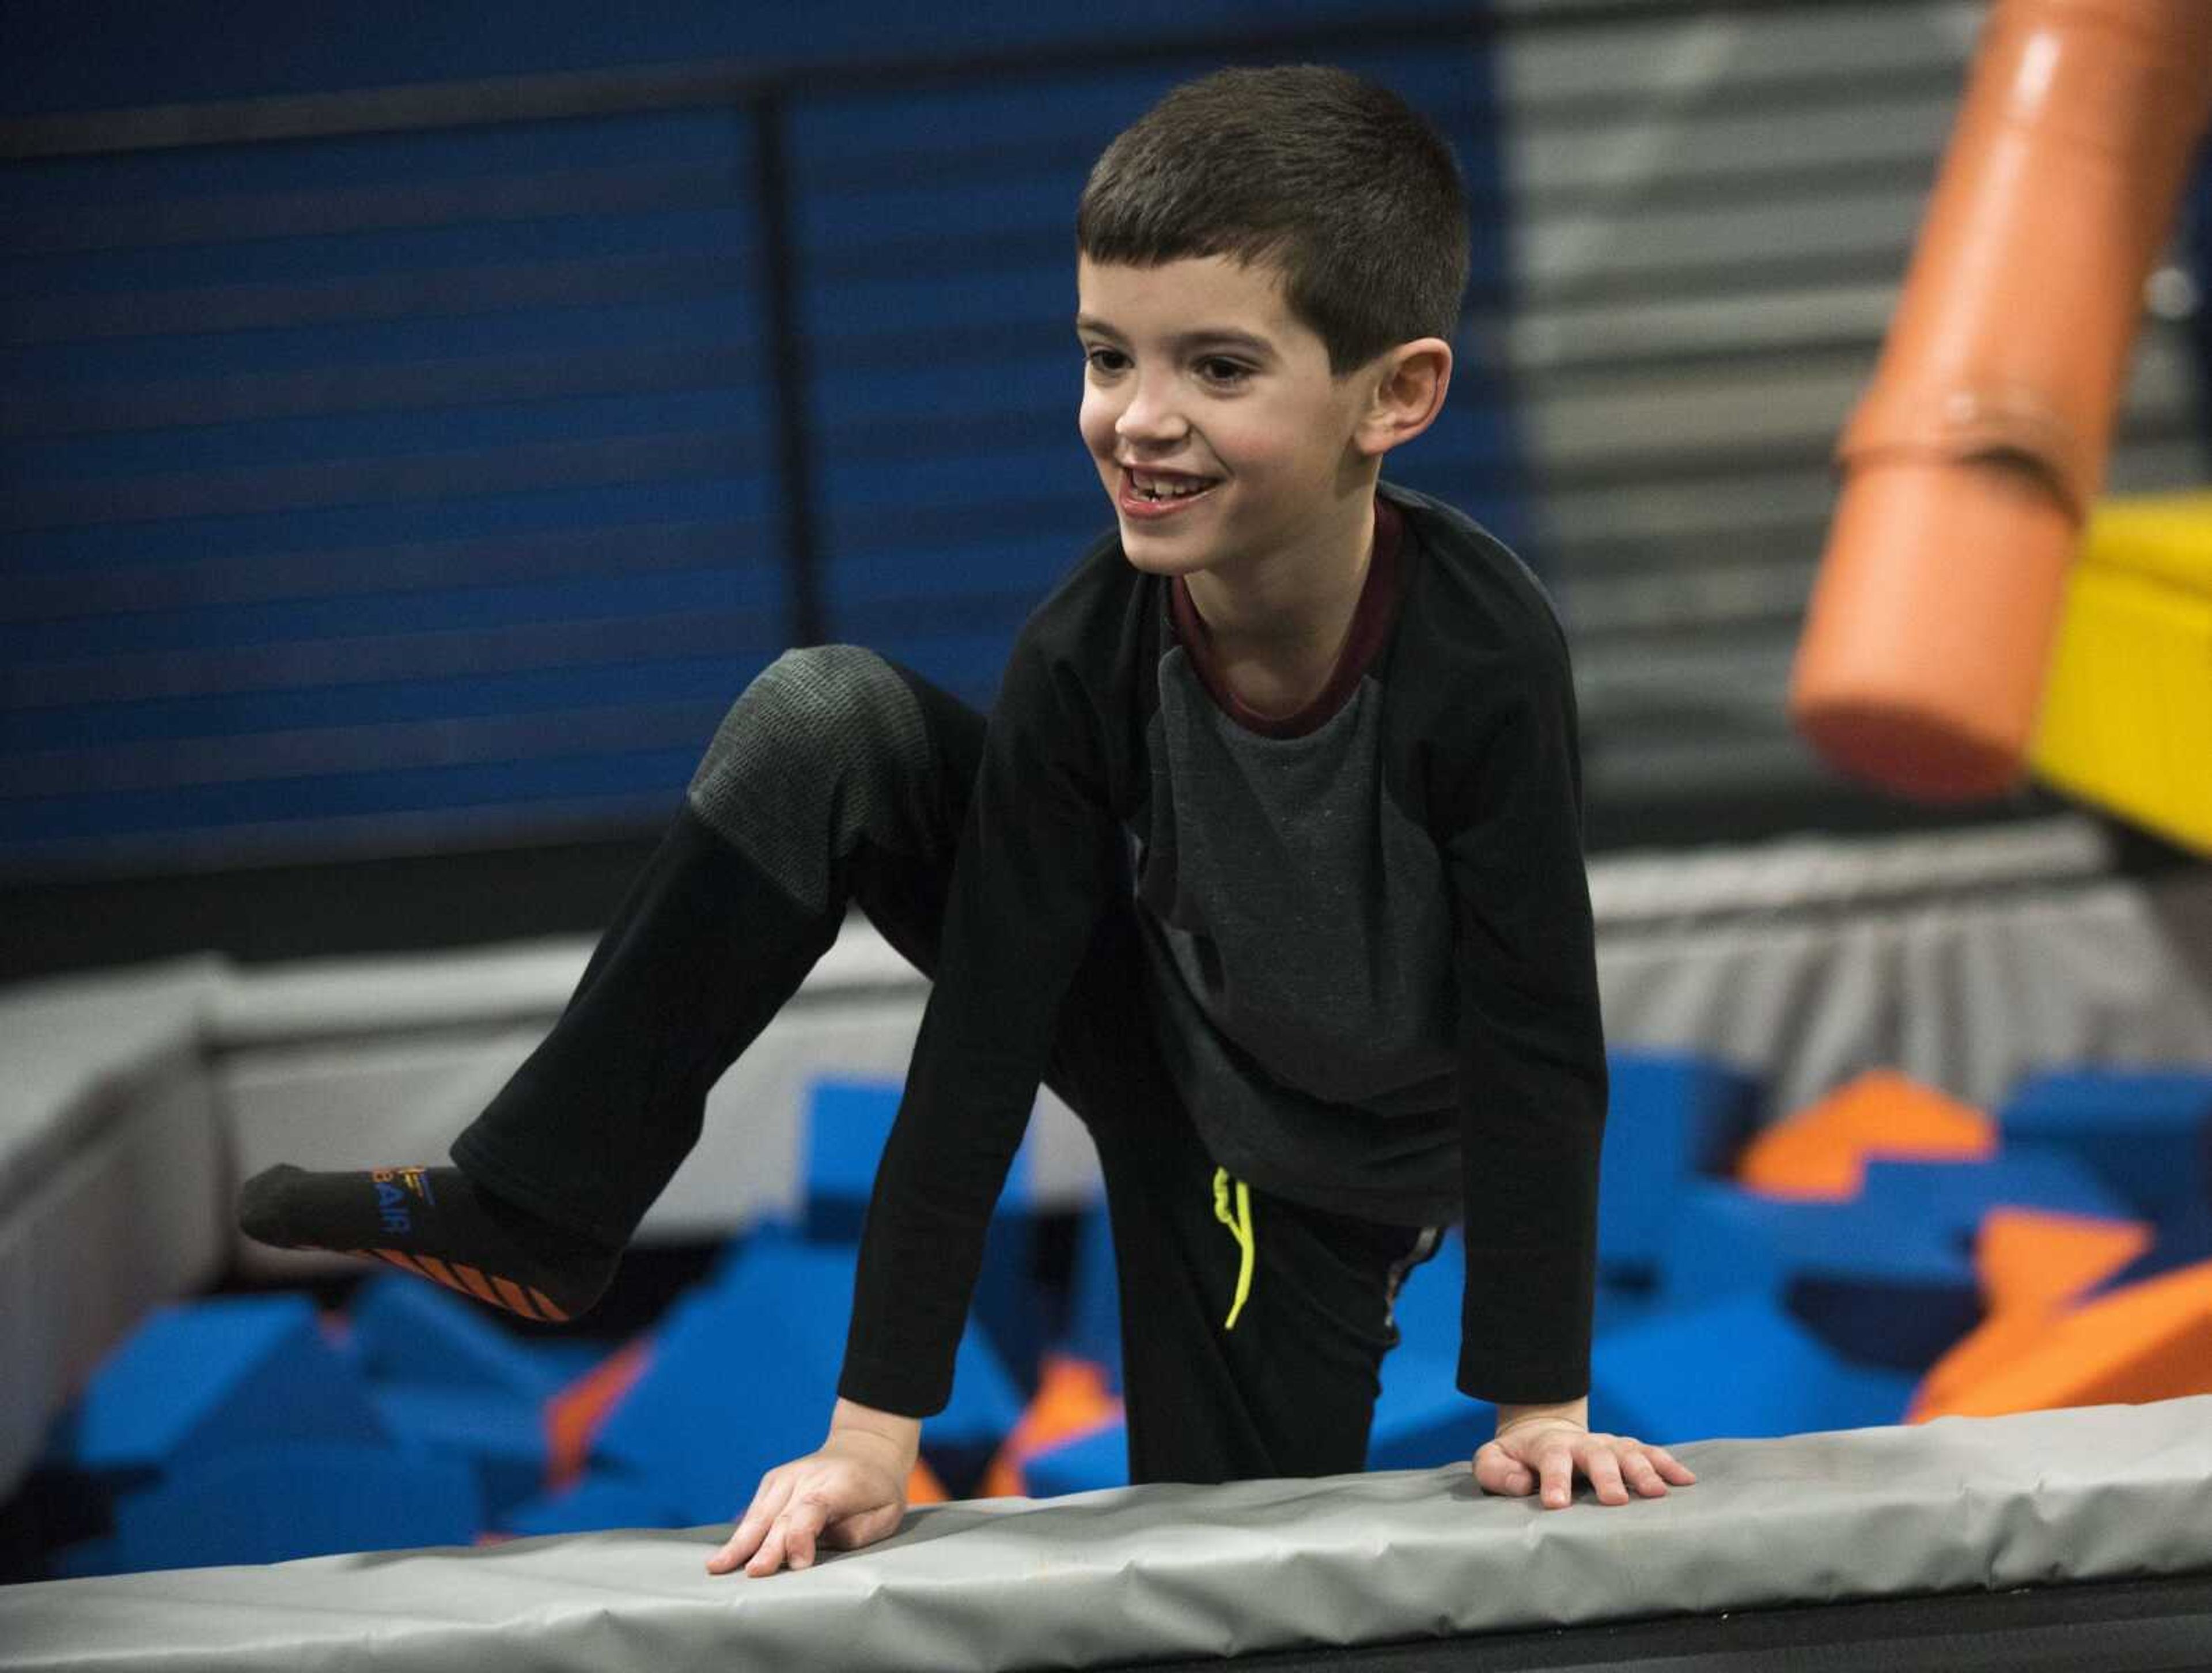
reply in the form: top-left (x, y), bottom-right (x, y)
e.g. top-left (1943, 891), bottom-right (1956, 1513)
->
top-left (1790, 0), bottom-right (2212, 800)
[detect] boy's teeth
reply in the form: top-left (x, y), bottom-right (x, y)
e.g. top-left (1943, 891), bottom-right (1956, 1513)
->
top-left (1134, 472), bottom-right (1213, 499)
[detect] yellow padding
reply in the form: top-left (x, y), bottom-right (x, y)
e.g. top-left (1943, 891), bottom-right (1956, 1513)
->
top-left (1211, 1167), bottom-right (1255, 1331)
top-left (2075, 492), bottom-right (2212, 595)
top-left (2032, 496), bottom-right (2212, 856)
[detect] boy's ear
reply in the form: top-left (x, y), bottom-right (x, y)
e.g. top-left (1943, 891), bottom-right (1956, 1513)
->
top-left (1354, 338), bottom-right (1453, 458)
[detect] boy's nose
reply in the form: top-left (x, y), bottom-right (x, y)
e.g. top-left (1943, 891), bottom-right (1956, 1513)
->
top-left (1115, 382), bottom-right (1186, 444)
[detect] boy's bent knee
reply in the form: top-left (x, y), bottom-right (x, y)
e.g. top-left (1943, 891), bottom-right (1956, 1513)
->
top-left (686, 645), bottom-right (936, 912)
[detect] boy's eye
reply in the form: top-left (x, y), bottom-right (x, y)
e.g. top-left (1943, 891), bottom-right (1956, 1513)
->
top-left (1083, 347), bottom-right (1127, 374)
top-left (1196, 358), bottom-right (1250, 385)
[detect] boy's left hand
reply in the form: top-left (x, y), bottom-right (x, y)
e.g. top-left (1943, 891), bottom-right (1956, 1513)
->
top-left (1473, 1417), bottom-right (1695, 1510)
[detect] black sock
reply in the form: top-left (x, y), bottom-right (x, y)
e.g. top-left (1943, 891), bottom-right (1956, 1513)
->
top-left (237, 1163), bottom-right (619, 1323)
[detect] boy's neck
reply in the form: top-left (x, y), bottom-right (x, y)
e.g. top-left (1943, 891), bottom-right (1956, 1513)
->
top-left (1181, 486), bottom-right (1378, 720)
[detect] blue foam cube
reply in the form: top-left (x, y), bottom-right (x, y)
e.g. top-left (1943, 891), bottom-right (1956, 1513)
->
top-left (1382, 1227), bottom-right (1460, 1354)
top-left (593, 1230), bottom-right (1022, 1524)
top-left (498, 1471), bottom-right (692, 1537)
top-left (62, 1295), bottom-right (384, 1483)
top-left (1592, 1293), bottom-right (1916, 1443)
top-left (368, 1384), bottom-right (548, 1516)
top-left (802, 1079), bottom-right (906, 1241)
top-left (1658, 1182), bottom-right (1979, 1370)
top-left (111, 1441), bottom-right (480, 1571)
top-left (1999, 1069), bottom-right (2212, 1227)
top-left (1369, 1234), bottom-right (1649, 1472)
top-left (2092, 1201), bottom-right (2212, 1295)
top-left (1857, 1149), bottom-right (2132, 1244)
top-left (1368, 1338), bottom-right (1494, 1471)
top-left (1598, 1051), bottom-right (1763, 1279)
top-left (349, 1273), bottom-right (567, 1401)
top-left (1021, 1421), bottom-right (1128, 1498)
top-left (1060, 1195), bottom-right (1123, 1392)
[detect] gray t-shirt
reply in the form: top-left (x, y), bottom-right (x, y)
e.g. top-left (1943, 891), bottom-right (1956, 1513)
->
top-left (1133, 626), bottom-right (1463, 1225)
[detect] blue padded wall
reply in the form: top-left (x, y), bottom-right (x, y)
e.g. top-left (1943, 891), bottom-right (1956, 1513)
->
top-left (3, 3), bottom-right (1521, 879)
top-left (3, 107), bottom-right (783, 877)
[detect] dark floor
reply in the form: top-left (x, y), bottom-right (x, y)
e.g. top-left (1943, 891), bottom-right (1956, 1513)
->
top-left (1116, 1569), bottom-right (2212, 1672)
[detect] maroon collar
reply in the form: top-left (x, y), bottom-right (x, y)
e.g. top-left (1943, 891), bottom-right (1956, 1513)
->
top-left (1168, 494), bottom-right (1405, 740)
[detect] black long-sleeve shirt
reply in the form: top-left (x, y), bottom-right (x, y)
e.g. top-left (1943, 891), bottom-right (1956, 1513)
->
top-left (838, 480), bottom-right (1608, 1416)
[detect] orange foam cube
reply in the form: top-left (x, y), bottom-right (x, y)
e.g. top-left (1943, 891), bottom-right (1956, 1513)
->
top-left (979, 1354), bottom-right (1122, 1500)
top-left (906, 1459), bottom-right (949, 1505)
top-left (1974, 1207), bottom-right (2153, 1314)
top-left (543, 1338), bottom-right (653, 1490)
top-left (1911, 1261), bottom-right (2212, 1421)
top-left (1737, 1069), bottom-right (1994, 1200)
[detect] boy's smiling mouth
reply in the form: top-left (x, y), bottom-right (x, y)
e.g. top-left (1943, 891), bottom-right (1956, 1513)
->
top-left (1121, 465), bottom-right (1222, 516)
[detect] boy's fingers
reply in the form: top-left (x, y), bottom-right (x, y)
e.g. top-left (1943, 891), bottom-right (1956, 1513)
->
top-left (709, 1475), bottom-right (794, 1574)
top-left (774, 1489), bottom-right (836, 1573)
top-left (1539, 1444), bottom-right (1575, 1509)
top-left (1471, 1443), bottom-right (1532, 1497)
top-left (743, 1521), bottom-right (789, 1578)
top-left (1624, 1452), bottom-right (1669, 1495)
top-left (706, 1536), bottom-right (744, 1575)
top-left (708, 1513), bottom-right (766, 1574)
top-left (1652, 1447), bottom-right (1698, 1483)
top-left (1584, 1445), bottom-right (1630, 1506)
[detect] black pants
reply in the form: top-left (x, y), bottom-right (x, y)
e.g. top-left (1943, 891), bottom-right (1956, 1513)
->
top-left (452, 646), bottom-right (1438, 1484)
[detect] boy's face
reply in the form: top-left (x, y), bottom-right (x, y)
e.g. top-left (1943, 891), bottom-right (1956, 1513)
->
top-left (1075, 253), bottom-right (1382, 581)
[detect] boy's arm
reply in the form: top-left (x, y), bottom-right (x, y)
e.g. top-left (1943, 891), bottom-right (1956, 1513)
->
top-left (1442, 639), bottom-right (1608, 1409)
top-left (1440, 641), bottom-right (1696, 1510)
top-left (836, 631), bottom-right (1122, 1418)
top-left (718, 629), bottom-right (1119, 1577)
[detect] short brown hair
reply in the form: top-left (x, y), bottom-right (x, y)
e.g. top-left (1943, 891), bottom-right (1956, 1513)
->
top-left (1076, 65), bottom-right (1471, 376)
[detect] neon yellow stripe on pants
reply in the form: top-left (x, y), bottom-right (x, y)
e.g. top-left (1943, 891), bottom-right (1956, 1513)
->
top-left (1211, 1167), bottom-right (1255, 1330)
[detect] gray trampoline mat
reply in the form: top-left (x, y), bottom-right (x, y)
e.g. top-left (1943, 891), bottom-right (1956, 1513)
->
top-left (4, 1396), bottom-right (2209, 1672)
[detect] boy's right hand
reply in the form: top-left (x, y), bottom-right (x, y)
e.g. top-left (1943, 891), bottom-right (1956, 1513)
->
top-left (707, 1401), bottom-right (922, 1577)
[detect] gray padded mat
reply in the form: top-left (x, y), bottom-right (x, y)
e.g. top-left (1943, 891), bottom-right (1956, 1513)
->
top-left (5, 1397), bottom-right (2209, 1672)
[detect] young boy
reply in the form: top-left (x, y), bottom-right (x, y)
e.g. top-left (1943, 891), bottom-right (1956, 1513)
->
top-left (240, 63), bottom-right (1693, 1579)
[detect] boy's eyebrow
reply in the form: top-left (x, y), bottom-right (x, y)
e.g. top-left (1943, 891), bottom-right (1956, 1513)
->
top-left (1074, 315), bottom-right (1275, 356)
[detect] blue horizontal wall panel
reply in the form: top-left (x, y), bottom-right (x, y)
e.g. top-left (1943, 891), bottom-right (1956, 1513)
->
top-left (802, 272), bottom-right (1068, 345)
top-left (3, 604), bottom-right (778, 713)
top-left (0, 109), bottom-right (753, 206)
top-left (808, 358), bottom-right (1073, 429)
top-left (789, 49), bottom-right (1494, 169)
top-left (850, 631), bottom-right (1030, 710)
top-left (815, 438), bottom-right (1093, 517)
top-left (1, 656), bottom-right (771, 751)
top-left (3, 482), bottom-right (779, 577)
top-left (5, 245), bottom-right (756, 350)
top-left (3, 9), bottom-right (1517, 879)
top-left (1, 567), bottom-right (769, 663)
top-left (1, 210), bottom-right (757, 300)
top-left (6, 748), bottom-right (711, 844)
top-left (9, 433), bottom-right (762, 530)
top-left (5, 347), bottom-right (763, 446)
top-left (830, 536), bottom-right (1097, 612)
top-left (5, 520), bottom-right (771, 618)
top-left (2, 791), bottom-right (688, 879)
top-left (7, 301), bottom-right (761, 387)
top-left (18, 393), bottom-right (765, 494)
top-left (2, 1), bottom-right (1479, 118)
top-left (11, 702), bottom-right (730, 800)
top-left (819, 490), bottom-right (1098, 561)
top-left (801, 179), bottom-right (1087, 249)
